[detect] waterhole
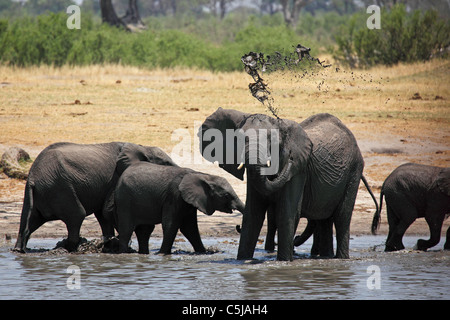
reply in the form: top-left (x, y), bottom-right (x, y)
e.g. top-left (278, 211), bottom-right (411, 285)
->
top-left (0, 236), bottom-right (448, 300)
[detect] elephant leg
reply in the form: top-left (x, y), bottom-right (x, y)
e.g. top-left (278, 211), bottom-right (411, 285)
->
top-left (99, 187), bottom-right (117, 240)
top-left (180, 209), bottom-right (206, 253)
top-left (15, 209), bottom-right (46, 252)
top-left (416, 213), bottom-right (444, 251)
top-left (334, 173), bottom-right (360, 259)
top-left (118, 227), bottom-right (134, 253)
top-left (159, 228), bottom-right (178, 254)
top-left (64, 218), bottom-right (84, 252)
top-left (385, 218), bottom-right (394, 247)
top-left (264, 204), bottom-right (277, 252)
top-left (444, 226), bottom-right (450, 250)
top-left (94, 211), bottom-right (115, 241)
top-left (275, 175), bottom-right (304, 261)
top-left (135, 224), bottom-right (154, 254)
top-left (386, 219), bottom-right (413, 251)
top-left (237, 187), bottom-right (269, 260)
top-left (159, 204), bottom-right (181, 255)
top-left (311, 227), bottom-right (320, 257)
top-left (385, 200), bottom-right (415, 251)
top-left (316, 217), bottom-right (334, 258)
top-left (116, 209), bottom-right (134, 253)
top-left (385, 204), bottom-right (398, 249)
top-left (61, 200), bottom-right (86, 252)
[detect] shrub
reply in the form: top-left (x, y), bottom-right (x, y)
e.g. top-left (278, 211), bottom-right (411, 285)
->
top-left (0, 12), bottom-right (325, 72)
top-left (333, 4), bottom-right (450, 68)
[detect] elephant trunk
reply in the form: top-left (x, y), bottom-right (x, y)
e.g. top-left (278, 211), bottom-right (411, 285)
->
top-left (262, 160), bottom-right (293, 194)
top-left (249, 160), bottom-right (293, 196)
top-left (234, 199), bottom-right (245, 213)
top-left (240, 137), bottom-right (293, 195)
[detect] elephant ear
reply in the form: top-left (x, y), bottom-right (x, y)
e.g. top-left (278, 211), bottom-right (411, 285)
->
top-left (436, 168), bottom-right (450, 196)
top-left (142, 146), bottom-right (177, 167)
top-left (198, 107), bottom-right (250, 181)
top-left (179, 173), bottom-right (214, 215)
top-left (115, 143), bottom-right (151, 175)
top-left (281, 120), bottom-right (312, 177)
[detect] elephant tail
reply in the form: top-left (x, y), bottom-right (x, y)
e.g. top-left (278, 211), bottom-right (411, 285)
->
top-left (371, 190), bottom-right (384, 235)
top-left (361, 175), bottom-right (379, 215)
top-left (360, 175), bottom-right (380, 234)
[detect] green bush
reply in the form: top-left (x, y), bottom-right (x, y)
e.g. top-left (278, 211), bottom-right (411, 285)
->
top-left (333, 4), bottom-right (450, 68)
top-left (0, 12), bottom-right (322, 71)
top-left (0, 13), bottom-right (79, 66)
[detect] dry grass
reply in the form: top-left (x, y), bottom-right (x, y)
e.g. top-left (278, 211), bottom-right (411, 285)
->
top-left (1, 60), bottom-right (448, 150)
top-left (0, 59), bottom-right (449, 238)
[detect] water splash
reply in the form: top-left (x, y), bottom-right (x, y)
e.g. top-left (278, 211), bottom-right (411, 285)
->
top-left (241, 44), bottom-right (332, 118)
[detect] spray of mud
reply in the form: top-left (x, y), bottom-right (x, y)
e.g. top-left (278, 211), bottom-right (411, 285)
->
top-left (241, 44), bottom-right (332, 118)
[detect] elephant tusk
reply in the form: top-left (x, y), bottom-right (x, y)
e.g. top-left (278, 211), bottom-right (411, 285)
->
top-left (237, 162), bottom-right (244, 170)
top-left (266, 160), bottom-right (271, 167)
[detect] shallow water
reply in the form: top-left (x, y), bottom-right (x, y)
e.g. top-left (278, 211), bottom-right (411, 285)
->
top-left (0, 236), bottom-right (448, 300)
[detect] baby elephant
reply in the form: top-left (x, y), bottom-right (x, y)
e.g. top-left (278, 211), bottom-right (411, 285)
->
top-left (372, 163), bottom-right (450, 251)
top-left (115, 162), bottom-right (245, 254)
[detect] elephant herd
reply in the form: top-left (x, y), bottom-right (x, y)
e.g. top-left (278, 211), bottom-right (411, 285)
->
top-left (13, 108), bottom-right (450, 260)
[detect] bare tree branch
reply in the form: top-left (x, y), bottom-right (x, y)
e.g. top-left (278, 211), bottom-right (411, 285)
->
top-left (100, 0), bottom-right (146, 31)
top-left (280, 0), bottom-right (312, 28)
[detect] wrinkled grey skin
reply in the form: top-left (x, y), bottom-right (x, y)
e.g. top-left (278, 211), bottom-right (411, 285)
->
top-left (14, 142), bottom-right (177, 253)
top-left (199, 108), bottom-right (376, 260)
top-left (114, 163), bottom-right (245, 254)
top-left (372, 163), bottom-right (450, 251)
top-left (279, 174), bottom-right (375, 256)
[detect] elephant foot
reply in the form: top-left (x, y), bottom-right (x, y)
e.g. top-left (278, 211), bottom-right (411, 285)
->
top-left (56, 237), bottom-right (86, 252)
top-left (414, 240), bottom-right (425, 251)
top-left (156, 250), bottom-right (171, 255)
top-left (415, 239), bottom-right (436, 251)
top-left (237, 248), bottom-right (255, 260)
top-left (264, 242), bottom-right (276, 252)
top-left (276, 250), bottom-right (294, 261)
top-left (193, 247), bottom-right (207, 254)
top-left (385, 243), bottom-right (404, 252)
top-left (11, 247), bottom-right (26, 254)
top-left (310, 247), bottom-right (319, 257)
top-left (309, 247), bottom-right (334, 258)
top-left (118, 246), bottom-right (136, 254)
top-left (310, 254), bottom-right (334, 260)
top-left (334, 253), bottom-right (350, 259)
top-left (102, 236), bottom-right (120, 253)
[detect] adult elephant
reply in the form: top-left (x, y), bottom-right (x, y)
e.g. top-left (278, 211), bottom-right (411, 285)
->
top-left (14, 142), bottom-right (177, 253)
top-left (199, 108), bottom-right (376, 260)
top-left (372, 163), bottom-right (450, 251)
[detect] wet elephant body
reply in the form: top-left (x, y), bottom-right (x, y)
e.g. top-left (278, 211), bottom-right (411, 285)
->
top-left (114, 163), bottom-right (245, 254)
top-left (372, 163), bottom-right (450, 251)
top-left (14, 142), bottom-right (176, 252)
top-left (199, 108), bottom-right (375, 260)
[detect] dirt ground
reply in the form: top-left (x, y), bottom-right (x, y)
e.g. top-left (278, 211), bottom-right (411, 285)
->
top-left (0, 59), bottom-right (449, 246)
